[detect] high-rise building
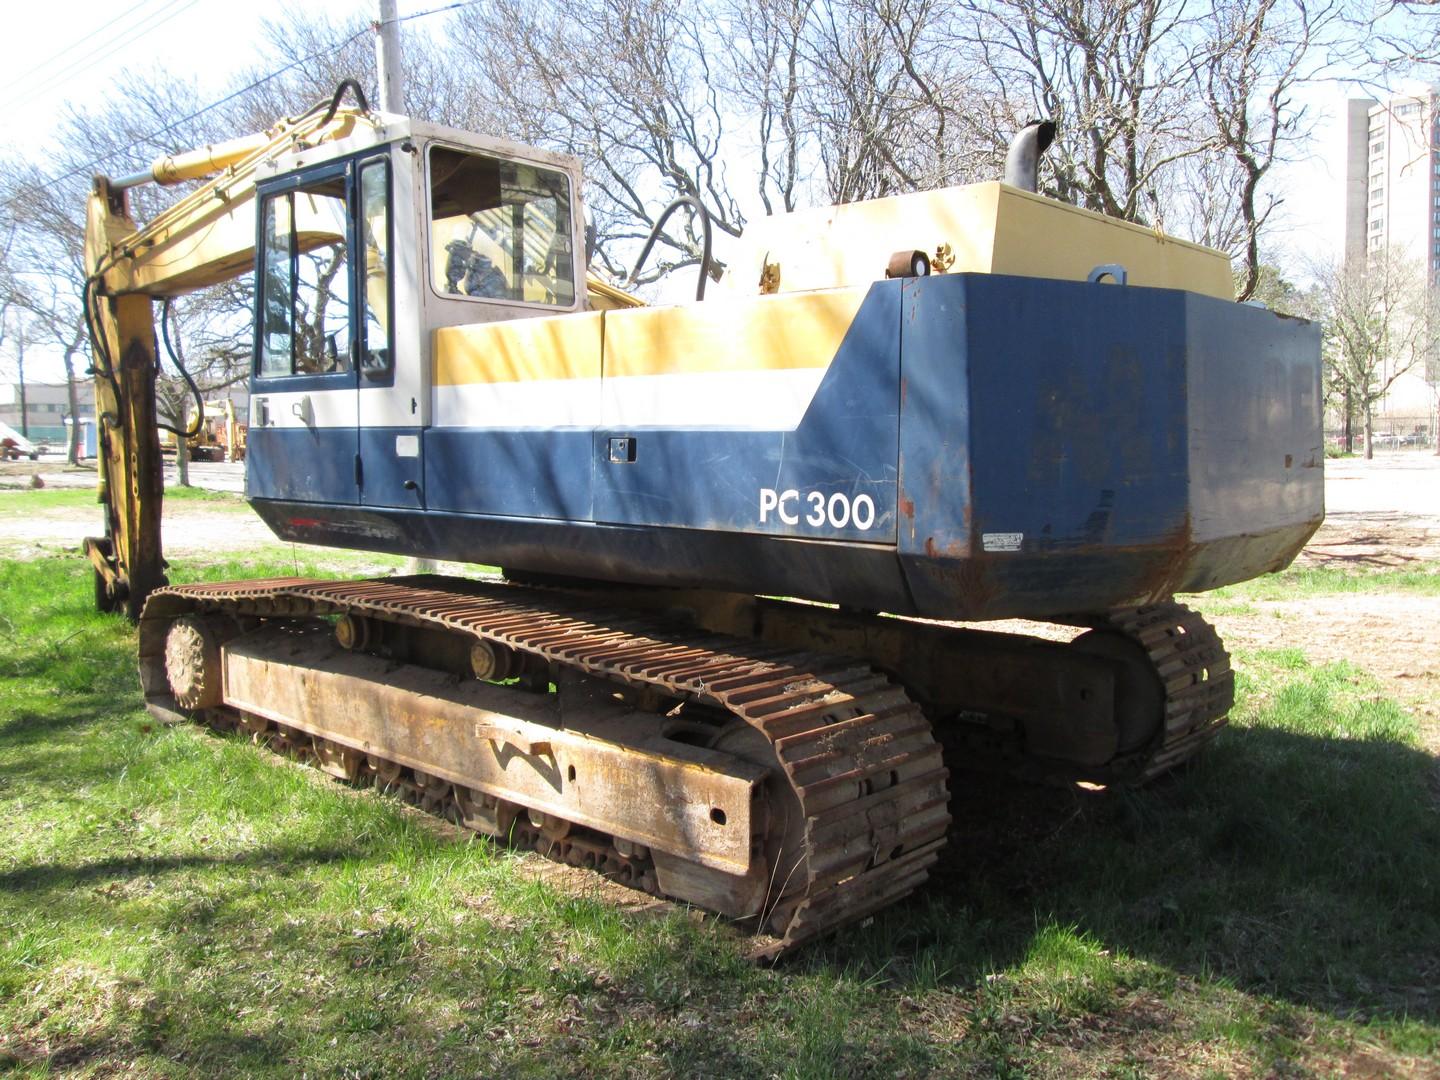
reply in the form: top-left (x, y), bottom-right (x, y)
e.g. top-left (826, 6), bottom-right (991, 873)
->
top-left (1342, 83), bottom-right (1439, 431)
top-left (1345, 83), bottom-right (1440, 278)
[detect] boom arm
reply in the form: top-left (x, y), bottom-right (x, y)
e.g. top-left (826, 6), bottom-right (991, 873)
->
top-left (82, 85), bottom-right (374, 618)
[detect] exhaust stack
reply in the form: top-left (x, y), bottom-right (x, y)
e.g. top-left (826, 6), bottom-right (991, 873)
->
top-left (1003, 120), bottom-right (1057, 193)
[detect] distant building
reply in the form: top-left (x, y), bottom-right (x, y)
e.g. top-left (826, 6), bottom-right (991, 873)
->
top-left (0, 381), bottom-right (95, 445)
top-left (1343, 83), bottom-right (1439, 427)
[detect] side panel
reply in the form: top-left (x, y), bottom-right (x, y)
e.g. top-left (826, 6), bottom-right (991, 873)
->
top-left (963, 276), bottom-right (1190, 551)
top-left (1178, 295), bottom-right (1324, 590)
top-left (594, 285), bottom-right (901, 543)
top-left (898, 275), bottom-right (1321, 619)
top-left (246, 386), bottom-right (358, 504)
top-left (359, 427), bottom-right (425, 509)
top-left (426, 311), bottom-right (602, 520)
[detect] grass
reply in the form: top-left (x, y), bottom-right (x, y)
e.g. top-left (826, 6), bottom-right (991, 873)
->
top-left (1200, 560), bottom-right (1440, 602)
top-left (0, 485), bottom-right (246, 516)
top-left (1, 558), bottom-right (1438, 1077)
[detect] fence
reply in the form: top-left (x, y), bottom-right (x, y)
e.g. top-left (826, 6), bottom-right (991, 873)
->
top-left (1326, 414), bottom-right (1435, 450)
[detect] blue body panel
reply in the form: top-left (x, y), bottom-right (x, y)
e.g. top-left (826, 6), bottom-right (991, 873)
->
top-left (359, 427), bottom-right (426, 509)
top-left (593, 283), bottom-right (900, 542)
top-left (425, 429), bottom-right (594, 520)
top-left (246, 426), bottom-right (358, 504)
top-left (248, 273), bottom-right (1324, 620)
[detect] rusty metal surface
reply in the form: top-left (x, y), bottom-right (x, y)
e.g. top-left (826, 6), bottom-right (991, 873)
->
top-left (140, 575), bottom-right (951, 955)
top-left (1096, 602), bottom-right (1233, 784)
top-left (942, 600), bottom-right (1233, 787)
top-left (222, 623), bottom-right (766, 876)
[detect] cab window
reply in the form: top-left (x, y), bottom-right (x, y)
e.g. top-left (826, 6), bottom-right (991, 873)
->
top-left (358, 159), bottom-right (392, 375)
top-left (428, 146), bottom-right (576, 307)
top-left (258, 174), bottom-right (352, 377)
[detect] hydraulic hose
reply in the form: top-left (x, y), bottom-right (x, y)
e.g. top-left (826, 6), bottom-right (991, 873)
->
top-left (157, 298), bottom-right (205, 439)
top-left (625, 195), bottom-right (714, 302)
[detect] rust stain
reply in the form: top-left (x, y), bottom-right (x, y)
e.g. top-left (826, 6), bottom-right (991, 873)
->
top-left (898, 495), bottom-right (915, 519)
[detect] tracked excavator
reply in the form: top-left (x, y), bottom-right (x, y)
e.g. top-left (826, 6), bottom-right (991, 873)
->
top-left (83, 84), bottom-right (1323, 956)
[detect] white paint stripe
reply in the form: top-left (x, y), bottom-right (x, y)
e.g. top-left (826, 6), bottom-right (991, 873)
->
top-left (600, 368), bottom-right (826, 430)
top-left (430, 368), bottom-right (828, 431)
top-left (433, 378), bottom-right (601, 428)
top-left (249, 388), bottom-right (356, 429)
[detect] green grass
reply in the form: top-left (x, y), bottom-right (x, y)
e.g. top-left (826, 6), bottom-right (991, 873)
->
top-left (0, 485), bottom-right (246, 518)
top-left (1202, 561), bottom-right (1440, 601)
top-left (1, 558), bottom-right (1437, 1077)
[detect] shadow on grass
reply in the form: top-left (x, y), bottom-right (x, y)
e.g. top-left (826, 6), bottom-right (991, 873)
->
top-left (0, 843), bottom-right (363, 895)
top-left (818, 722), bottom-right (1440, 1025)
top-left (0, 695), bottom-right (137, 748)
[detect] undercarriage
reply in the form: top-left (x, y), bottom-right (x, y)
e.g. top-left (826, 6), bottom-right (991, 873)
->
top-left (139, 575), bottom-right (1231, 957)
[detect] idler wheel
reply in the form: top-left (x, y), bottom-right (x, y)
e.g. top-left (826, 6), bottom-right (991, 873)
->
top-left (334, 614), bottom-right (371, 651)
top-left (1071, 629), bottom-right (1164, 753)
top-left (164, 615), bottom-right (224, 710)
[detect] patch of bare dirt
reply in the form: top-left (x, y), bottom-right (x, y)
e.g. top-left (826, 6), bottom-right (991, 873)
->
top-left (1299, 453), bottom-right (1440, 568)
top-left (0, 501), bottom-right (277, 560)
top-left (1208, 594), bottom-right (1440, 746)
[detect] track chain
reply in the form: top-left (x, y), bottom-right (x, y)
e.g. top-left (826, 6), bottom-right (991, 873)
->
top-left (139, 576), bottom-right (950, 957)
top-left (1093, 601), bottom-right (1234, 784)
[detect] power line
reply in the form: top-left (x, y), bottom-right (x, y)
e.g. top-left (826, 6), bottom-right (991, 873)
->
top-left (0, 0), bottom-right (168, 96)
top-left (6, 0), bottom-right (205, 113)
top-left (1, 26), bottom-right (371, 211)
top-left (1, 0), bottom-right (484, 212)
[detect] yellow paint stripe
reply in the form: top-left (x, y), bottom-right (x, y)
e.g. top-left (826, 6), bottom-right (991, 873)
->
top-left (434, 310), bottom-right (602, 386)
top-left (602, 287), bottom-right (865, 378)
top-left (434, 287), bottom-right (865, 387)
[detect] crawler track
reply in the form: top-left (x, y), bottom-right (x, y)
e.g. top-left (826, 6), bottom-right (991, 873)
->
top-left (138, 576), bottom-right (950, 958)
top-left (1092, 602), bottom-right (1234, 784)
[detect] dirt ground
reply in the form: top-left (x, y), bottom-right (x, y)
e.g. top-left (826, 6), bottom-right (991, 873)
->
top-left (1215, 453), bottom-right (1440, 742)
top-left (0, 460), bottom-right (275, 559)
top-left (4, 451), bottom-right (1437, 734)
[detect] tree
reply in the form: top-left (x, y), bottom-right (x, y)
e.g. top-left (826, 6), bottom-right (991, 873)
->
top-left (1194, 0), bottom-right (1342, 300)
top-left (4, 309), bottom-right (32, 438)
top-left (0, 158), bottom-right (91, 464)
top-left (950, 0), bottom-right (1206, 223)
top-left (1361, 1), bottom-right (1440, 72)
top-left (1312, 248), bottom-right (1438, 459)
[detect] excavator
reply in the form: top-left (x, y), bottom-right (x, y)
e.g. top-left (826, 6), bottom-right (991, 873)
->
top-left (83, 83), bottom-right (1323, 956)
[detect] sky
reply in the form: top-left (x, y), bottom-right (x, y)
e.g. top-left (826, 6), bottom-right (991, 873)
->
top-left (1, 0), bottom-right (410, 381)
top-left (0, 0), bottom-right (1388, 383)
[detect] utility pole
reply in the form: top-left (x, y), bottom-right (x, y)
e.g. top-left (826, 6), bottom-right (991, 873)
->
top-left (375, 0), bottom-right (406, 114)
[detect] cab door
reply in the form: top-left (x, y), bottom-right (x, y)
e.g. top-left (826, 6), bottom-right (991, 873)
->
top-left (247, 162), bottom-right (361, 504)
top-left (352, 153), bottom-right (425, 509)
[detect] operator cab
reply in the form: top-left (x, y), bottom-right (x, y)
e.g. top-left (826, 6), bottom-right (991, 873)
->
top-left (245, 115), bottom-right (588, 509)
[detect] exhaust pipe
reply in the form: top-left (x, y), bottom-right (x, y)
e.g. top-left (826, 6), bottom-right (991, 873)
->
top-left (1002, 120), bottom-right (1057, 193)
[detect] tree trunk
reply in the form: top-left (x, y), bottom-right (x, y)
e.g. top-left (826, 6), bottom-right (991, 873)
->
top-left (1362, 405), bottom-right (1373, 461)
top-left (62, 348), bottom-right (82, 465)
top-left (1343, 387), bottom-right (1352, 453)
top-left (176, 416), bottom-right (191, 488)
top-left (16, 332), bottom-right (27, 439)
